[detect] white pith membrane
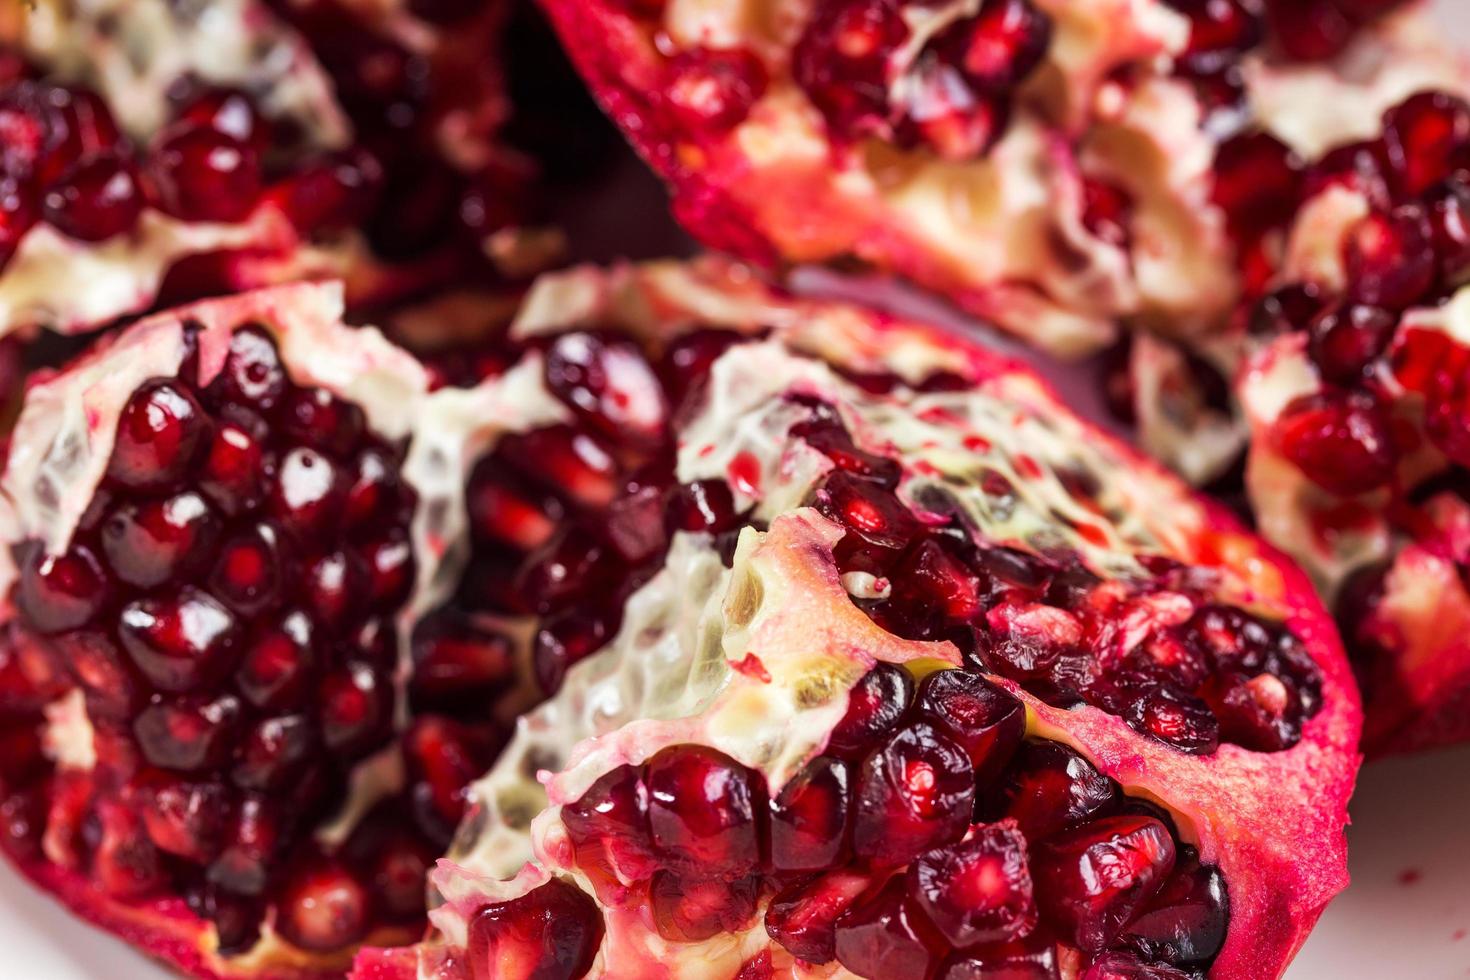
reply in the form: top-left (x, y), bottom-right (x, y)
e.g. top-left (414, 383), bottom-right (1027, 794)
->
top-left (0, 280), bottom-right (575, 969)
top-left (366, 260), bottom-right (1349, 980)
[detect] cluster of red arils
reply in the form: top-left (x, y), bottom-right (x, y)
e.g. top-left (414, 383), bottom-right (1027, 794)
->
top-left (524, 672), bottom-right (1227, 980)
top-left (801, 401), bottom-right (1321, 755)
top-left (0, 291), bottom-right (503, 976)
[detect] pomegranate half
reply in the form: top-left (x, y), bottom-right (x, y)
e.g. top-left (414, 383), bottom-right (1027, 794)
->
top-left (0, 280), bottom-right (559, 978)
top-left (534, 0), bottom-right (1441, 358)
top-left (350, 258), bottom-right (1360, 980)
top-left (0, 0), bottom-right (520, 343)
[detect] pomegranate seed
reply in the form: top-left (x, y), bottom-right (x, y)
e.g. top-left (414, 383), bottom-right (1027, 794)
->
top-left (275, 860), bottom-right (371, 952)
top-left (108, 381), bottom-right (209, 491)
top-left (908, 822), bottom-right (1036, 947)
top-left (1033, 815), bottom-right (1176, 952)
top-left (303, 550), bottom-right (368, 635)
top-left (1276, 389), bottom-right (1398, 496)
top-left (343, 446), bottom-right (408, 530)
top-left (207, 796), bottom-right (282, 895)
top-left (211, 524), bottom-right (288, 616)
top-left (102, 492), bottom-right (219, 589)
top-left (138, 775), bottom-right (229, 862)
top-left (198, 416), bottom-right (267, 515)
top-left (816, 472), bottom-right (922, 550)
top-left (665, 47), bottom-right (768, 131)
top-left (17, 544), bottom-right (109, 633)
top-left (0, 81), bottom-right (117, 186)
top-left (1266, 0), bottom-right (1353, 61)
top-left (118, 587), bottom-right (241, 691)
top-left (467, 466), bottom-right (563, 551)
top-left (175, 88), bottom-right (269, 157)
top-left (1426, 373), bottom-right (1470, 467)
top-left (944, 0), bottom-right (1052, 89)
top-left (1206, 671), bottom-right (1306, 750)
top-left (54, 631), bottom-right (140, 721)
top-left (828, 663), bottom-right (915, 755)
top-left (1083, 952), bottom-right (1194, 979)
top-left (543, 332), bottom-right (669, 448)
top-left (1424, 180), bottom-right (1470, 285)
top-left (1121, 847), bottom-right (1229, 965)
top-left (1210, 132), bottom-right (1301, 240)
top-left (318, 661), bottom-right (392, 754)
top-left (499, 426), bottom-right (620, 509)
top-left (41, 152), bottom-right (142, 242)
top-left (650, 870), bottom-right (760, 941)
top-left (833, 876), bottom-right (946, 978)
top-left (791, 404), bottom-right (902, 487)
top-left (232, 714), bottom-right (316, 791)
top-left (562, 764), bottom-right (657, 881)
top-left (793, 0), bottom-right (908, 142)
top-left (1343, 202), bottom-right (1436, 311)
top-left (1246, 283), bottom-right (1326, 337)
top-left (665, 480), bottom-right (740, 534)
top-left (1306, 303), bottom-right (1395, 385)
top-left (913, 670), bottom-right (1025, 785)
top-left (1302, 139), bottom-right (1391, 205)
top-left (852, 720), bottom-right (975, 866)
top-left (280, 387), bottom-right (366, 459)
top-left (646, 744), bottom-right (762, 875)
top-left (0, 174), bottom-right (36, 267)
top-left (890, 539), bottom-right (984, 627)
top-left (769, 755), bottom-right (852, 872)
top-left (207, 326), bottom-right (288, 412)
top-left (660, 328), bottom-right (745, 402)
top-left (269, 446), bottom-right (347, 543)
top-left (133, 694), bottom-right (241, 772)
top-left (766, 870), bottom-right (873, 965)
top-left (532, 605), bottom-right (615, 696)
top-left (1124, 686), bottom-right (1220, 754)
top-left (466, 878), bottom-right (603, 980)
top-left (404, 716), bottom-right (493, 845)
top-left (235, 612), bottom-right (317, 710)
top-left (516, 527), bottom-right (620, 613)
top-left (271, 148), bottom-right (383, 233)
top-left (989, 740), bottom-right (1118, 839)
top-left (1382, 90), bottom-right (1470, 196)
top-left (409, 611), bottom-right (516, 709)
top-left (147, 126), bottom-right (262, 223)
top-left (1081, 177), bottom-right (1134, 250)
top-left (937, 935), bottom-right (1060, 978)
top-left (363, 831), bottom-right (435, 922)
top-left (93, 800), bottom-right (166, 899)
top-left (1167, 0), bottom-right (1263, 74)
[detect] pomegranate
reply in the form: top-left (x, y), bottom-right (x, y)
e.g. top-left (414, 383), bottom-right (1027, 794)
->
top-left (532, 0), bottom-right (1454, 357)
top-left (347, 259), bottom-right (1358, 980)
top-left (1226, 84), bottom-right (1470, 754)
top-left (0, 282), bottom-right (524, 977)
top-left (0, 0), bottom-right (522, 343)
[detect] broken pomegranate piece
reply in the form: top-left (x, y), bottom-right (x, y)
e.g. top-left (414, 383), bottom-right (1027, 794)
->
top-left (1229, 84), bottom-right (1470, 753)
top-left (349, 259), bottom-right (1357, 980)
top-left (0, 0), bottom-right (520, 342)
top-left (0, 282), bottom-right (514, 977)
top-left (534, 0), bottom-right (1449, 356)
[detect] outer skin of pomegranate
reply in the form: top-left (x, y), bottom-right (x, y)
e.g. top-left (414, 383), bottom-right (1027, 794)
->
top-left (352, 259), bottom-right (1360, 980)
top-left (0, 282), bottom-right (499, 980)
top-left (0, 0), bottom-right (513, 341)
